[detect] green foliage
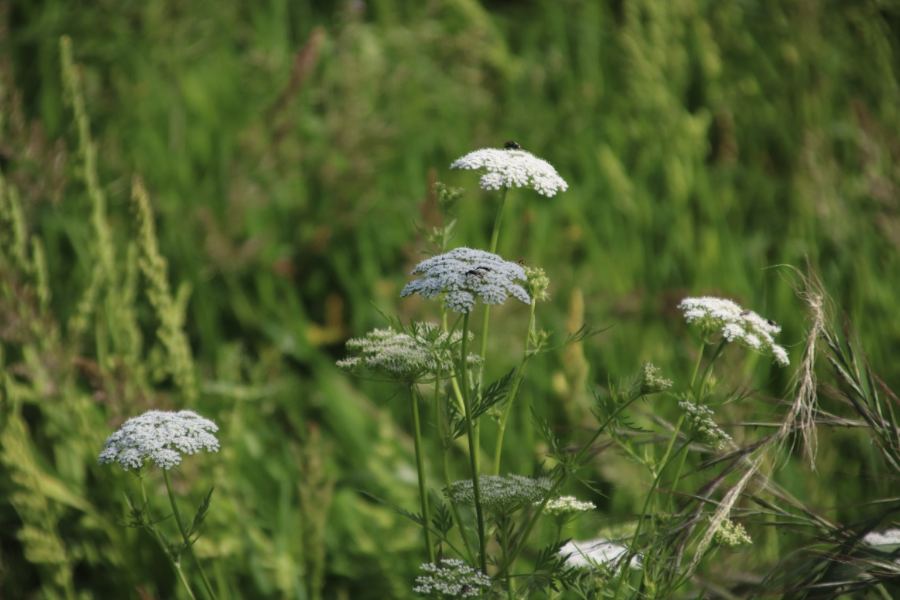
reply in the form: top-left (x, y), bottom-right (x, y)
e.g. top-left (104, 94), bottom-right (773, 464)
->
top-left (2, 0), bottom-right (900, 598)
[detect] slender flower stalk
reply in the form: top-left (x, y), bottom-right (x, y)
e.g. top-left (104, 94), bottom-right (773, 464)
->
top-left (493, 298), bottom-right (536, 475)
top-left (164, 470), bottom-right (218, 600)
top-left (139, 476), bottom-right (198, 600)
top-left (457, 313), bottom-right (487, 572)
top-left (476, 187), bottom-right (510, 473)
top-left (408, 386), bottom-right (435, 563)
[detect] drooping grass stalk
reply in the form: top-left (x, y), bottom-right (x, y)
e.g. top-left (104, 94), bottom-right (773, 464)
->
top-left (139, 476), bottom-right (198, 600)
top-left (492, 296), bottom-right (537, 475)
top-left (408, 385), bottom-right (435, 563)
top-left (163, 470), bottom-right (218, 600)
top-left (459, 312), bottom-right (488, 572)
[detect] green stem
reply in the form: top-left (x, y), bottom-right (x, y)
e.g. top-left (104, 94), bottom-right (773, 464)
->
top-left (442, 447), bottom-right (476, 563)
top-left (434, 365), bottom-right (476, 564)
top-left (138, 476), bottom-right (197, 600)
top-left (499, 516), bottom-right (514, 600)
top-left (635, 415), bottom-right (686, 539)
top-left (488, 187), bottom-right (508, 255)
top-left (140, 477), bottom-right (198, 600)
top-left (695, 340), bottom-right (728, 398)
top-left (493, 298), bottom-right (537, 475)
top-left (498, 394), bottom-right (642, 578)
top-left (164, 470), bottom-right (218, 600)
top-left (460, 313), bottom-right (488, 572)
top-left (689, 344), bottom-right (705, 391)
top-left (615, 438), bottom-right (690, 599)
top-left (473, 187), bottom-right (509, 475)
top-left (408, 385), bottom-right (435, 562)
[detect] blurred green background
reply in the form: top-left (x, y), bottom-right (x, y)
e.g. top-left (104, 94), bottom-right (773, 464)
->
top-left (2, 0), bottom-right (900, 598)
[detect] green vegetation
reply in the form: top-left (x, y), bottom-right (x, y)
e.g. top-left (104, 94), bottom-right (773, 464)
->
top-left (2, 0), bottom-right (900, 598)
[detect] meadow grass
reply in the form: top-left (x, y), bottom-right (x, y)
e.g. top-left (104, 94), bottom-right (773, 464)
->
top-left (1, 1), bottom-right (900, 598)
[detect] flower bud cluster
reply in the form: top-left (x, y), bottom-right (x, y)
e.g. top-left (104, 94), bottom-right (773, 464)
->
top-left (713, 518), bottom-right (753, 547)
top-left (678, 401), bottom-right (733, 450)
top-left (639, 362), bottom-right (673, 395)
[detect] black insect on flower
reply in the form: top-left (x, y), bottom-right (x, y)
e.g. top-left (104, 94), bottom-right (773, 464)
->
top-left (504, 140), bottom-right (521, 149)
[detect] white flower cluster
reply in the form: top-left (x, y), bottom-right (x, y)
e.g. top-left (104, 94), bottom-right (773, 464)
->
top-left (679, 297), bottom-right (790, 366)
top-left (713, 518), bottom-right (753, 547)
top-left (864, 529), bottom-right (900, 547)
top-left (679, 401), bottom-right (732, 450)
top-left (560, 538), bottom-right (642, 572)
top-left (450, 147), bottom-right (568, 197)
top-left (413, 559), bottom-right (491, 598)
top-left (98, 410), bottom-right (220, 470)
top-left (541, 495), bottom-right (596, 517)
top-left (446, 474), bottom-right (552, 514)
top-left (336, 323), bottom-right (481, 381)
top-left (401, 247), bottom-right (530, 314)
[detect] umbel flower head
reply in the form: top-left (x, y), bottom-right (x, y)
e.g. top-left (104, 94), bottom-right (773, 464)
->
top-left (451, 147), bottom-right (568, 197)
top-left (542, 495), bottom-right (596, 517)
top-left (336, 323), bottom-right (482, 382)
top-left (541, 496), bottom-right (595, 526)
top-left (401, 247), bottom-right (530, 314)
top-left (864, 529), bottom-right (900, 547)
top-left (679, 297), bottom-right (790, 366)
top-left (559, 538), bottom-right (642, 572)
top-left (98, 410), bottom-right (220, 470)
top-left (446, 474), bottom-right (552, 515)
top-left (413, 559), bottom-right (491, 598)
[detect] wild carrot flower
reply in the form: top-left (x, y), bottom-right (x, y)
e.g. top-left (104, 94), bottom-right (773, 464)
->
top-left (541, 496), bottom-right (595, 527)
top-left (413, 559), bottom-right (491, 597)
top-left (446, 474), bottom-right (552, 515)
top-left (98, 410), bottom-right (219, 470)
top-left (864, 529), bottom-right (900, 546)
top-left (713, 518), bottom-right (752, 547)
top-left (679, 401), bottom-right (732, 450)
top-left (336, 323), bottom-right (481, 382)
top-left (560, 538), bottom-right (641, 571)
top-left (401, 247), bottom-right (530, 313)
top-left (450, 147), bottom-right (568, 197)
top-left (679, 297), bottom-right (790, 366)
top-left (542, 496), bottom-right (596, 517)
